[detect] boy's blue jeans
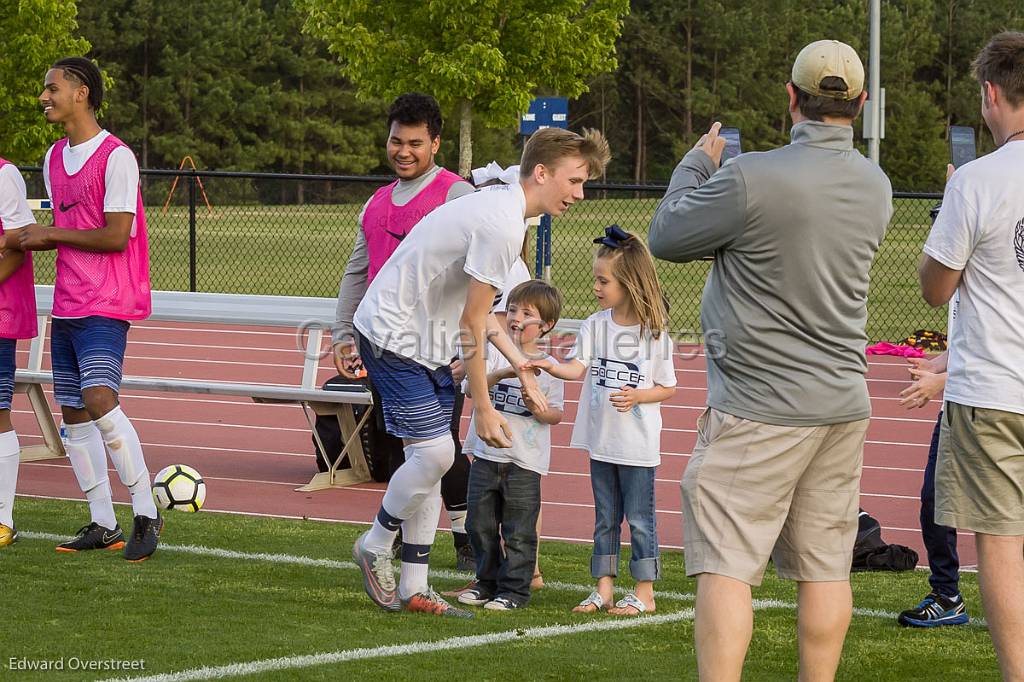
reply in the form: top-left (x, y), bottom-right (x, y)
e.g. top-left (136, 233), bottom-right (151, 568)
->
top-left (590, 459), bottom-right (661, 582)
top-left (466, 457), bottom-right (541, 604)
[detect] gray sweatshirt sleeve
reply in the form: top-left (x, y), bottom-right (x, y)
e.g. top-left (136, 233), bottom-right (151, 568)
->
top-left (332, 208), bottom-right (370, 346)
top-left (446, 180), bottom-right (476, 201)
top-left (648, 149), bottom-right (748, 262)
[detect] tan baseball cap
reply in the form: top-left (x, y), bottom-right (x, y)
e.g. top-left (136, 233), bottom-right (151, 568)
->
top-left (791, 40), bottom-right (865, 100)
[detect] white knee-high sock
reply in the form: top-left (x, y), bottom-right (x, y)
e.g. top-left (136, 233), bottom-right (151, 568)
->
top-left (449, 509), bottom-right (467, 535)
top-left (95, 406), bottom-right (157, 519)
top-left (363, 434), bottom-right (455, 554)
top-left (398, 482), bottom-right (443, 599)
top-left (65, 421), bottom-right (117, 530)
top-left (0, 430), bottom-right (20, 528)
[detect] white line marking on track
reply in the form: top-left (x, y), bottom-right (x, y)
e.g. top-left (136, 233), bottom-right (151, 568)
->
top-left (15, 433), bottom-right (314, 458)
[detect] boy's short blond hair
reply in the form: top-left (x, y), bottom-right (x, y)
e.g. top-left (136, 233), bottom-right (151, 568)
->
top-left (506, 279), bottom-right (562, 337)
top-left (520, 128), bottom-right (610, 180)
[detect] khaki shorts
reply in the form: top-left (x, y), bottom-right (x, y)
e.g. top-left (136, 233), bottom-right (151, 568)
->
top-left (935, 401), bottom-right (1024, 535)
top-left (682, 408), bottom-right (868, 586)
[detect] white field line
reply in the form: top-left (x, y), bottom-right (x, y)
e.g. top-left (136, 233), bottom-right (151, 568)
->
top-left (18, 530), bottom-right (984, 629)
top-left (102, 612), bottom-right (698, 682)
top-left (0, 534), bottom-right (933, 681)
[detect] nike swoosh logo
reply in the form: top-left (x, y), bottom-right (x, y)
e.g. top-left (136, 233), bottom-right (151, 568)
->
top-left (416, 551), bottom-right (429, 558)
top-left (384, 229), bottom-right (407, 242)
top-left (59, 201), bottom-right (80, 212)
top-left (102, 532), bottom-right (119, 543)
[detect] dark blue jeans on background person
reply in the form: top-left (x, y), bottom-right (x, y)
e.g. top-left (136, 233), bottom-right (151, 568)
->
top-left (590, 459), bottom-right (661, 582)
top-left (921, 411), bottom-right (961, 596)
top-left (466, 457), bottom-right (541, 605)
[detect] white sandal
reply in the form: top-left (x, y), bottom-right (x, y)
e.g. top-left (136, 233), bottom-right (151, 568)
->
top-left (612, 592), bottom-right (654, 615)
top-left (573, 591), bottom-right (607, 613)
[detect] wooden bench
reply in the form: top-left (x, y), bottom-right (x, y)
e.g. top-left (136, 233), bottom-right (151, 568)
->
top-left (14, 286), bottom-right (375, 491)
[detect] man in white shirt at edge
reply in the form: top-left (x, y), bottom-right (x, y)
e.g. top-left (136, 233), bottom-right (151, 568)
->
top-left (919, 31), bottom-right (1024, 682)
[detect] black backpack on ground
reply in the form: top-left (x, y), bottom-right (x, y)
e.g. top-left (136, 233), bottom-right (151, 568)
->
top-left (311, 375), bottom-right (402, 483)
top-left (851, 509), bottom-right (919, 572)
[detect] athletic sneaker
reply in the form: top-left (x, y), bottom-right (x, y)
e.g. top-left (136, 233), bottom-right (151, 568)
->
top-left (402, 589), bottom-right (474, 618)
top-left (455, 542), bottom-right (475, 572)
top-left (353, 531), bottom-right (400, 611)
top-left (456, 582), bottom-right (494, 606)
top-left (484, 596), bottom-right (523, 611)
top-left (898, 591), bottom-right (969, 627)
top-left (125, 513), bottom-right (163, 562)
top-left (56, 522), bottom-right (125, 552)
top-left (0, 523), bottom-right (17, 548)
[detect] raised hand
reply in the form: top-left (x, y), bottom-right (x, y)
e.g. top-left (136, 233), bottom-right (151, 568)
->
top-left (693, 121), bottom-right (728, 168)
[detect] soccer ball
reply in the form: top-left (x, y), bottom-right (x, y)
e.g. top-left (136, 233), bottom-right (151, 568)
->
top-left (153, 464), bottom-right (207, 512)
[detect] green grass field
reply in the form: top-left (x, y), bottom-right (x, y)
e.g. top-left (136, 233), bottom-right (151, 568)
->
top-left (4, 497), bottom-right (998, 681)
top-left (31, 194), bottom-right (945, 343)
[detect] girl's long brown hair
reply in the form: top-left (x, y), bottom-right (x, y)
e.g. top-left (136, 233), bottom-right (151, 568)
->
top-left (596, 232), bottom-right (669, 339)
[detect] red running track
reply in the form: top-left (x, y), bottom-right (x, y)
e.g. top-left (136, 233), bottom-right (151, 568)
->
top-left (12, 320), bottom-right (971, 568)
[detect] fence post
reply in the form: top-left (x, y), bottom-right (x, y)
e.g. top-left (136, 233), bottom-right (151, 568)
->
top-left (188, 173), bottom-right (197, 292)
top-left (534, 217), bottom-right (544, 279)
top-left (541, 214), bottom-right (552, 282)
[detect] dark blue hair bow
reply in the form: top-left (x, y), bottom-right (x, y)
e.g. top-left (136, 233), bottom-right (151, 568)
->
top-left (593, 224), bottom-right (630, 249)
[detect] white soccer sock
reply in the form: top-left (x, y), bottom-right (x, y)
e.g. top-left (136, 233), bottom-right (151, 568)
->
top-left (398, 482), bottom-right (443, 600)
top-left (449, 509), bottom-right (467, 535)
top-left (0, 430), bottom-right (20, 528)
top-left (95, 406), bottom-right (158, 519)
top-left (363, 435), bottom-right (455, 554)
top-left (65, 421), bottom-right (117, 530)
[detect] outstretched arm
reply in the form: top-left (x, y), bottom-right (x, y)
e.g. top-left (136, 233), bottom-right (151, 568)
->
top-left (462, 279), bottom-right (513, 448)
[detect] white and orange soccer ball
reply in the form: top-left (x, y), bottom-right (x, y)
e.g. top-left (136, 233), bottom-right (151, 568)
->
top-left (152, 464), bottom-right (207, 512)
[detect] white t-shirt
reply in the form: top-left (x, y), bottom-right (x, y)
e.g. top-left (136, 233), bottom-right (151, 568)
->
top-left (463, 351), bottom-right (564, 475)
top-left (354, 182), bottom-right (528, 369)
top-left (43, 130), bottom-right (139, 214)
top-left (568, 309), bottom-right (677, 466)
top-left (924, 140), bottom-right (1024, 415)
top-left (940, 291), bottom-right (959, 403)
top-left (0, 165), bottom-right (35, 229)
top-left (493, 257), bottom-right (532, 313)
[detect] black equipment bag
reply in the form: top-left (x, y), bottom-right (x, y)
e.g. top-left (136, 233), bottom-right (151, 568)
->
top-left (312, 375), bottom-right (401, 483)
top-left (851, 509), bottom-right (919, 572)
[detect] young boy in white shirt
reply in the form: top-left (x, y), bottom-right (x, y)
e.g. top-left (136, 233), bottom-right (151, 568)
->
top-left (458, 280), bottom-right (564, 610)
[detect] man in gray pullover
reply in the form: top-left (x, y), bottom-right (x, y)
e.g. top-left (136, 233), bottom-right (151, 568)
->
top-left (649, 41), bottom-right (892, 681)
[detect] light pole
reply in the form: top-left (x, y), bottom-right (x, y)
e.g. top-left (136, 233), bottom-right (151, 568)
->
top-left (869, 0), bottom-right (881, 164)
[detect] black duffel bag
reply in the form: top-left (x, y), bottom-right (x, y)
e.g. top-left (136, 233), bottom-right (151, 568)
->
top-left (851, 509), bottom-right (919, 572)
top-left (312, 375), bottom-right (402, 483)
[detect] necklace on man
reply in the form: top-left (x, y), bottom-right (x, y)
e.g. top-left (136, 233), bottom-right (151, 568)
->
top-left (1002, 128), bottom-right (1024, 146)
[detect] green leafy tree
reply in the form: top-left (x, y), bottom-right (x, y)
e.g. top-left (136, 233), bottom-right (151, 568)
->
top-left (0, 0), bottom-right (91, 164)
top-left (302, 0), bottom-right (630, 176)
top-left (77, 0), bottom-right (385, 179)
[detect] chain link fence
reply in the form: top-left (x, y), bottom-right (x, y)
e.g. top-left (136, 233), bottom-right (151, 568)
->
top-left (20, 168), bottom-right (944, 342)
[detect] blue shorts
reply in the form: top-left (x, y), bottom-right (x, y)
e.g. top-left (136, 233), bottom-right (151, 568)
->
top-left (0, 338), bottom-right (15, 410)
top-left (51, 317), bottom-right (130, 408)
top-left (358, 335), bottom-right (455, 440)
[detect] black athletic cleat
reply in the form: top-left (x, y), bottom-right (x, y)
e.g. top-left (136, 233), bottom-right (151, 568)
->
top-left (56, 522), bottom-right (125, 552)
top-left (124, 513), bottom-right (163, 562)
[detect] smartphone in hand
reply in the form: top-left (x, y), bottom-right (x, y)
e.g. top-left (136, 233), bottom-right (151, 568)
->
top-left (949, 126), bottom-right (976, 169)
top-left (720, 127), bottom-right (742, 165)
